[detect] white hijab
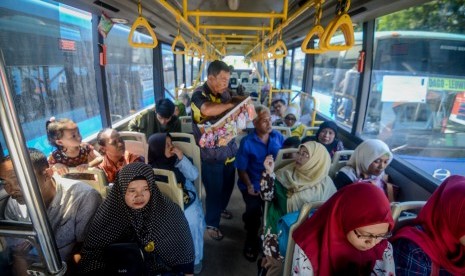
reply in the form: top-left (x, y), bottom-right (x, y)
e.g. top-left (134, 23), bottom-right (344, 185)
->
top-left (340, 139), bottom-right (393, 185)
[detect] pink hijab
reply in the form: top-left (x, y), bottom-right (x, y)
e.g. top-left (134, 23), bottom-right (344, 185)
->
top-left (293, 183), bottom-right (394, 275)
top-left (392, 175), bottom-right (465, 275)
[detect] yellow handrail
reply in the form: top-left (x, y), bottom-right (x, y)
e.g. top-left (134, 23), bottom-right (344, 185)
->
top-left (128, 1), bottom-right (158, 48)
top-left (171, 17), bottom-right (187, 54)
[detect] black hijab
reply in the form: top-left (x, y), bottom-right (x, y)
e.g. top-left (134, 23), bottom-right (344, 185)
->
top-left (147, 133), bottom-right (186, 185)
top-left (315, 121), bottom-right (340, 156)
top-left (79, 162), bottom-right (194, 274)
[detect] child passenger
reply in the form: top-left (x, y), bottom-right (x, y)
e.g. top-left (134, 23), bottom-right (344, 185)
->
top-left (79, 162), bottom-right (195, 275)
top-left (292, 183), bottom-right (395, 275)
top-left (147, 133), bottom-right (205, 274)
top-left (46, 117), bottom-right (101, 175)
top-left (391, 175), bottom-right (465, 276)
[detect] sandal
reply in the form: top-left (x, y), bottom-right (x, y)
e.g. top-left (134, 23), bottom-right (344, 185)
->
top-left (243, 244), bottom-right (258, 262)
top-left (221, 209), bottom-right (233, 220)
top-left (206, 226), bottom-right (224, 241)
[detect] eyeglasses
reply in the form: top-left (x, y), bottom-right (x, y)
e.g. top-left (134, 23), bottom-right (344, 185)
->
top-left (353, 229), bottom-right (392, 241)
top-left (284, 116), bottom-right (296, 122)
top-left (296, 151), bottom-right (310, 158)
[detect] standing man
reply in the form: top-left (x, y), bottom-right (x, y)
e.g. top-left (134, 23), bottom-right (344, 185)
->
top-left (191, 60), bottom-right (238, 241)
top-left (234, 105), bottom-right (284, 262)
top-left (128, 98), bottom-right (181, 138)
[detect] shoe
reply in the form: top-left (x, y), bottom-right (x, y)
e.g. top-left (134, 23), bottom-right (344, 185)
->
top-left (243, 244), bottom-right (258, 262)
top-left (221, 209), bottom-right (233, 219)
top-left (206, 226), bottom-right (224, 241)
top-left (194, 261), bottom-right (202, 274)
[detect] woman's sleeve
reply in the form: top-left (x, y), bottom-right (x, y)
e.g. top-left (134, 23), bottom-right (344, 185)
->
top-left (333, 171), bottom-right (353, 190)
top-left (373, 241), bottom-right (396, 276)
top-left (392, 238), bottom-right (432, 276)
top-left (175, 156), bottom-right (199, 182)
top-left (291, 244), bottom-right (313, 276)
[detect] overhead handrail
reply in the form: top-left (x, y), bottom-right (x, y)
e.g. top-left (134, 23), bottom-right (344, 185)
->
top-left (301, 0), bottom-right (327, 54)
top-left (128, 0), bottom-right (158, 48)
top-left (320, 0), bottom-right (354, 51)
top-left (269, 38), bottom-right (288, 59)
top-left (186, 41), bottom-right (202, 58)
top-left (171, 17), bottom-right (187, 54)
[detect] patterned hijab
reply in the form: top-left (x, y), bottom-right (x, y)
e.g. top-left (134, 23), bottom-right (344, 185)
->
top-left (79, 162), bottom-right (194, 273)
top-left (392, 175), bottom-right (465, 275)
top-left (276, 141), bottom-right (331, 190)
top-left (293, 183), bottom-right (394, 275)
top-left (147, 133), bottom-right (186, 185)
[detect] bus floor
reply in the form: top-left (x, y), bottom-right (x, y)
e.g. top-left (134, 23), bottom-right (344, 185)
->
top-left (200, 185), bottom-right (258, 276)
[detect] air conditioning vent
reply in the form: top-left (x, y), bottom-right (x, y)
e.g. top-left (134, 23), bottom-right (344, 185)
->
top-left (93, 1), bottom-right (120, 13)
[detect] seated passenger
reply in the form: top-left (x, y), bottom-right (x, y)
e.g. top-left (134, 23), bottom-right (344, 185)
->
top-left (315, 121), bottom-right (344, 158)
top-left (283, 107), bottom-right (306, 138)
top-left (128, 98), bottom-right (181, 139)
top-left (261, 141), bottom-right (336, 234)
top-left (282, 136), bottom-right (301, 150)
top-left (334, 139), bottom-right (393, 197)
top-left (79, 163), bottom-right (194, 275)
top-left (174, 100), bottom-right (187, 117)
top-left (0, 148), bottom-right (102, 271)
top-left (46, 117), bottom-right (102, 175)
top-left (96, 128), bottom-right (144, 183)
top-left (391, 175), bottom-right (465, 276)
top-left (147, 133), bottom-right (205, 274)
top-left (292, 183), bottom-right (395, 275)
top-left (180, 92), bottom-right (192, 116)
top-left (271, 99), bottom-right (287, 126)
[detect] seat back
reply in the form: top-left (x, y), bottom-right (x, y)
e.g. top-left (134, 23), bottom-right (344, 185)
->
top-left (153, 168), bottom-right (183, 209)
top-left (168, 132), bottom-right (202, 198)
top-left (282, 201), bottom-right (325, 276)
top-left (282, 202), bottom-right (315, 276)
top-left (301, 126), bottom-right (319, 138)
top-left (179, 116), bottom-right (193, 134)
top-left (62, 168), bottom-right (108, 198)
top-left (328, 150), bottom-right (354, 179)
top-left (119, 131), bottom-right (148, 163)
top-left (274, 148), bottom-right (298, 171)
top-left (272, 126), bottom-right (291, 138)
top-left (391, 201), bottom-right (426, 233)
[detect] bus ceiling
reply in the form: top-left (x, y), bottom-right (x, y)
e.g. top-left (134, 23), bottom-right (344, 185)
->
top-left (56, 0), bottom-right (428, 56)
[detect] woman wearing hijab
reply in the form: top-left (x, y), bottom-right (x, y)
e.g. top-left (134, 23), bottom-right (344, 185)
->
top-left (334, 139), bottom-right (394, 198)
top-left (174, 100), bottom-right (187, 117)
top-left (261, 141), bottom-right (336, 234)
top-left (292, 183), bottom-right (395, 276)
top-left (391, 175), bottom-right (465, 276)
top-left (148, 133), bottom-right (206, 274)
top-left (79, 162), bottom-right (194, 275)
top-left (314, 121), bottom-right (344, 158)
top-left (283, 107), bottom-right (306, 138)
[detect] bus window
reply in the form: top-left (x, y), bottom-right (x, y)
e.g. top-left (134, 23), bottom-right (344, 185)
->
top-left (0, 1), bottom-right (101, 157)
top-left (363, 1), bottom-right (465, 180)
top-left (311, 32), bottom-right (363, 131)
top-left (106, 25), bottom-right (155, 124)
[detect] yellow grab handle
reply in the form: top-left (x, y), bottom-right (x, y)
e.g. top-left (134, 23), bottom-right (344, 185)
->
top-left (186, 42), bottom-right (202, 58)
top-left (301, 24), bottom-right (327, 54)
top-left (171, 35), bottom-right (187, 54)
top-left (128, 16), bottom-right (158, 48)
top-left (320, 14), bottom-right (354, 51)
top-left (269, 40), bottom-right (288, 59)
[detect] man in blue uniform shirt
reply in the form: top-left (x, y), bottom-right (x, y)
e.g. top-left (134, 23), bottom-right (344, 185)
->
top-left (234, 105), bottom-right (284, 262)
